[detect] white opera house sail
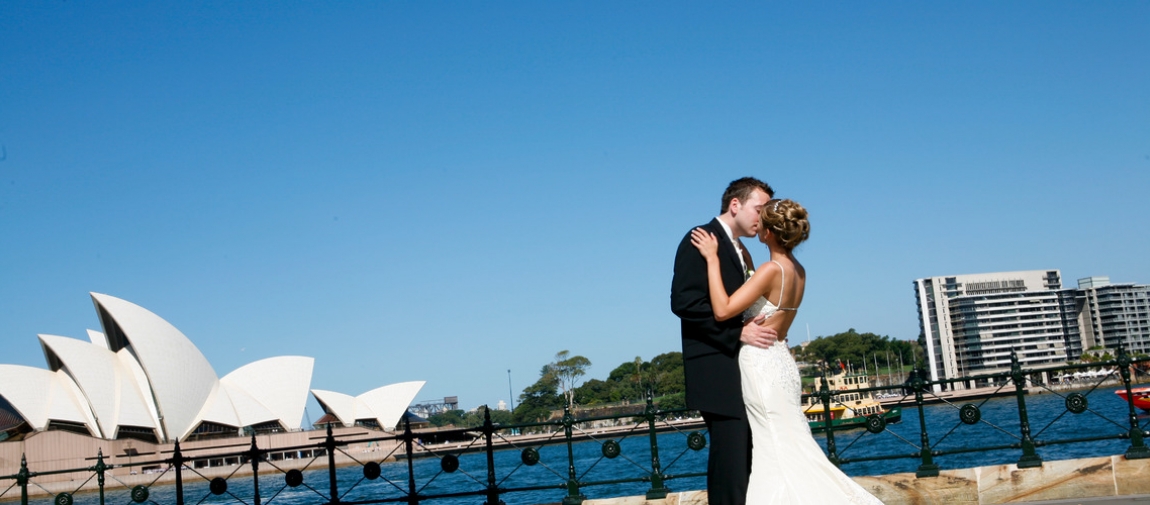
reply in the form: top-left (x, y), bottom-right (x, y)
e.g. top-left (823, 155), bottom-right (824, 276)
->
top-left (0, 293), bottom-right (421, 444)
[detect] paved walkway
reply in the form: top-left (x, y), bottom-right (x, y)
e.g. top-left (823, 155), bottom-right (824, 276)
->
top-left (1019, 495), bottom-right (1150, 504)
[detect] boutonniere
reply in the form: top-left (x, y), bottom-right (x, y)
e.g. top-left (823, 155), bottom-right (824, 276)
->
top-left (745, 267), bottom-right (755, 279)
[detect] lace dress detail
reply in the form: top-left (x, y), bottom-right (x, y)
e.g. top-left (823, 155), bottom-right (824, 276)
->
top-left (740, 298), bottom-right (804, 413)
top-left (737, 263), bottom-right (883, 504)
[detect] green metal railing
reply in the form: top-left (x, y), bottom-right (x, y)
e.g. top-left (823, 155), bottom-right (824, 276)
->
top-left (3, 347), bottom-right (1149, 504)
top-left (806, 345), bottom-right (1150, 478)
top-left (1, 390), bottom-right (705, 505)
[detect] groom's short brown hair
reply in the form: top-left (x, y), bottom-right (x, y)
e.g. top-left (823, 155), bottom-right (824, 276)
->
top-left (721, 177), bottom-right (774, 214)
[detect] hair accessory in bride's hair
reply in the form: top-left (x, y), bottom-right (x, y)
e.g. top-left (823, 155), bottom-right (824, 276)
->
top-left (772, 200), bottom-right (781, 213)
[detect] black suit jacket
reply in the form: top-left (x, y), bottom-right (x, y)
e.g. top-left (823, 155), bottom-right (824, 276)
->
top-left (670, 218), bottom-right (752, 419)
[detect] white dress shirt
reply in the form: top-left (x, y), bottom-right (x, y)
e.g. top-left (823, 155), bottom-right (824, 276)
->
top-left (715, 218), bottom-right (746, 272)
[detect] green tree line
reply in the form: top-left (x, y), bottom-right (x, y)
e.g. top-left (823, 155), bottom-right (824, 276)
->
top-left (795, 328), bottom-right (924, 373)
top-left (427, 331), bottom-right (920, 428)
top-left (509, 350), bottom-right (687, 424)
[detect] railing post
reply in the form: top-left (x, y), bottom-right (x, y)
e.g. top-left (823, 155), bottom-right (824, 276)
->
top-left (249, 435), bottom-right (262, 505)
top-left (482, 406), bottom-right (503, 505)
top-left (644, 390), bottom-right (669, 499)
top-left (325, 423), bottom-right (340, 504)
top-left (913, 372), bottom-right (939, 478)
top-left (1011, 350), bottom-right (1042, 468)
top-left (404, 416), bottom-right (419, 505)
top-left (561, 404), bottom-right (585, 505)
top-left (95, 448), bottom-right (107, 505)
top-left (817, 371), bottom-right (840, 465)
top-left (173, 440), bottom-right (185, 505)
top-left (16, 454), bottom-right (28, 505)
top-left (1118, 345), bottom-right (1150, 459)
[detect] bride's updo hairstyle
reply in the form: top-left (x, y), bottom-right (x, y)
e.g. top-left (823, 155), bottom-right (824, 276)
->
top-left (760, 199), bottom-right (810, 251)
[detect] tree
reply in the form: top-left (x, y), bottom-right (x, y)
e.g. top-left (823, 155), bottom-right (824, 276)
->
top-left (1079, 348), bottom-right (1115, 370)
top-left (647, 352), bottom-right (685, 396)
top-left (429, 407), bottom-right (514, 428)
top-left (514, 351), bottom-right (686, 420)
top-left (512, 364), bottom-right (561, 423)
top-left (427, 410), bottom-right (466, 427)
top-left (487, 408), bottom-right (514, 426)
top-left (606, 360), bottom-right (643, 401)
top-left (633, 356), bottom-right (645, 394)
top-left (569, 352), bottom-right (687, 405)
top-left (572, 379), bottom-right (613, 406)
top-left (550, 350), bottom-right (591, 408)
top-left (798, 328), bottom-right (922, 372)
top-left (656, 392), bottom-right (686, 410)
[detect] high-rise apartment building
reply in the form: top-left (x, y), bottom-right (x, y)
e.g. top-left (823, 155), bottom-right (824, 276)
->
top-left (1076, 276), bottom-right (1150, 356)
top-left (913, 271), bottom-right (1150, 391)
top-left (914, 270), bottom-right (1070, 390)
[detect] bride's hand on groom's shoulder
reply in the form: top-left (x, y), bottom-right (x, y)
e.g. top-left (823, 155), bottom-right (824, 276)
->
top-left (689, 228), bottom-right (719, 259)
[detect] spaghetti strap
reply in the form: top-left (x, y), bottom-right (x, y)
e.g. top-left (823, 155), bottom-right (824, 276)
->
top-left (770, 260), bottom-right (785, 308)
top-left (771, 260), bottom-right (798, 312)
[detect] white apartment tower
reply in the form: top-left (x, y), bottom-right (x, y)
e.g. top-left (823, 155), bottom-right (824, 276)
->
top-left (914, 271), bottom-right (1150, 390)
top-left (1076, 277), bottom-right (1150, 356)
top-left (914, 270), bottom-right (1073, 391)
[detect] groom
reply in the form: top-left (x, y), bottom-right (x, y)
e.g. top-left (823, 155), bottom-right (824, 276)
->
top-left (671, 177), bottom-right (779, 505)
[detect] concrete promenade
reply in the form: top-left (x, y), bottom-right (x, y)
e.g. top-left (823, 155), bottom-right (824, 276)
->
top-left (581, 454), bottom-right (1150, 505)
top-left (1024, 496), bottom-right (1150, 504)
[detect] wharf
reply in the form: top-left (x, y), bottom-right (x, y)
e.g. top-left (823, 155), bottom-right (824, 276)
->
top-left (877, 385), bottom-right (1022, 408)
top-left (874, 377), bottom-right (1138, 409)
top-left (398, 417), bottom-right (707, 459)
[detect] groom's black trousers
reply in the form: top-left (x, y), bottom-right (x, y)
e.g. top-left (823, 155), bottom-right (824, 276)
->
top-left (703, 412), bottom-right (752, 505)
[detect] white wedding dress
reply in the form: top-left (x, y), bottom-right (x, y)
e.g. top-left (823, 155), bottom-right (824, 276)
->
top-left (738, 262), bottom-right (883, 504)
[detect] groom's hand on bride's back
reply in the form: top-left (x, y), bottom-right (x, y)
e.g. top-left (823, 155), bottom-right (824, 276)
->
top-left (740, 315), bottom-right (778, 348)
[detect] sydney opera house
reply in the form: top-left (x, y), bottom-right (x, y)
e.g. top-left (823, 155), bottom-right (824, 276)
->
top-left (0, 293), bottom-right (424, 445)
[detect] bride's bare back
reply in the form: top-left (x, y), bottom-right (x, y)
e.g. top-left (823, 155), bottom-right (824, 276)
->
top-left (751, 257), bottom-right (805, 341)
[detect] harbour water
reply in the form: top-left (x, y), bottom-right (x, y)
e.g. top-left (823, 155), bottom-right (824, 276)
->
top-left (14, 385), bottom-right (1148, 505)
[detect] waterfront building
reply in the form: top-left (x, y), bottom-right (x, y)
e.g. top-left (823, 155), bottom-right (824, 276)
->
top-left (914, 270), bottom-right (1071, 390)
top-left (0, 293), bottom-right (423, 445)
top-left (914, 271), bottom-right (1150, 390)
top-left (311, 381), bottom-right (426, 430)
top-left (1075, 276), bottom-right (1150, 356)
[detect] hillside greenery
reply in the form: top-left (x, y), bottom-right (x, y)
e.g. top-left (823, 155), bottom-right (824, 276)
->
top-left (794, 328), bottom-right (924, 372)
top-left (426, 329), bottom-right (919, 427)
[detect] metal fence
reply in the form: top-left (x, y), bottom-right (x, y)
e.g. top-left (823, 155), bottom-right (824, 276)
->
top-left (810, 346), bottom-right (1149, 478)
top-left (3, 346), bottom-right (1149, 505)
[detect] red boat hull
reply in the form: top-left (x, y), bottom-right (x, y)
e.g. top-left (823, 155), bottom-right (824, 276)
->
top-left (1115, 388), bottom-right (1150, 412)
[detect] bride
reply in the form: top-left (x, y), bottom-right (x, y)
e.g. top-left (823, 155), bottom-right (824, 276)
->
top-left (690, 199), bottom-right (883, 504)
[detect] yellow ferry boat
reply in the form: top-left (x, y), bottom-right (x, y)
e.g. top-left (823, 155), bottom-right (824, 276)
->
top-left (803, 371), bottom-right (901, 432)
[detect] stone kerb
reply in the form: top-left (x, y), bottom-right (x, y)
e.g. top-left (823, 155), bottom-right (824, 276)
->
top-left (581, 455), bottom-right (1150, 505)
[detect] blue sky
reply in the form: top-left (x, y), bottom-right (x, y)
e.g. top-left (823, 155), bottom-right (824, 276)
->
top-left (2, 2), bottom-right (1148, 422)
